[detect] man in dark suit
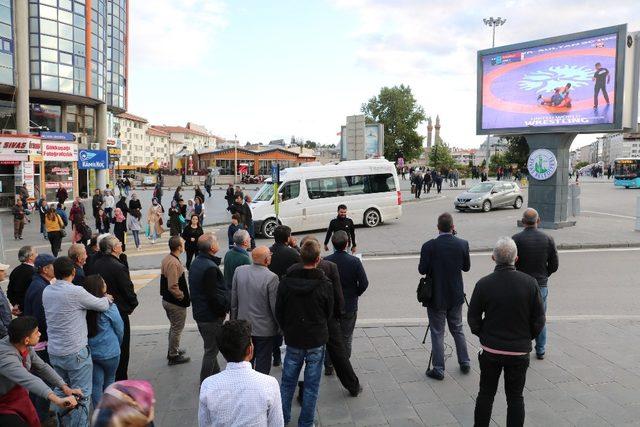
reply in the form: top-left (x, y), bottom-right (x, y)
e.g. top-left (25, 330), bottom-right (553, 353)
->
top-left (512, 208), bottom-right (559, 360)
top-left (418, 212), bottom-right (471, 380)
top-left (7, 246), bottom-right (37, 314)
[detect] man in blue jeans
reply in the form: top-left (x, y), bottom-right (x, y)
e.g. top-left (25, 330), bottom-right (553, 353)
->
top-left (43, 256), bottom-right (112, 425)
top-left (276, 238), bottom-right (333, 427)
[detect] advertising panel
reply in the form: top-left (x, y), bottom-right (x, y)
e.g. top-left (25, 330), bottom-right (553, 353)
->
top-left (0, 137), bottom-right (37, 161)
top-left (364, 124), bottom-right (383, 158)
top-left (477, 25), bottom-right (627, 134)
top-left (43, 142), bottom-right (78, 161)
top-left (39, 131), bottom-right (76, 141)
top-left (78, 150), bottom-right (109, 170)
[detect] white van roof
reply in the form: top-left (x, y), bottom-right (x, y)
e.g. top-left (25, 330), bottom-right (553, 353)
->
top-left (276, 159), bottom-right (396, 181)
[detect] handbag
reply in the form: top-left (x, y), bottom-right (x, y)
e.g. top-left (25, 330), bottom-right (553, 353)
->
top-left (57, 215), bottom-right (67, 237)
top-left (416, 275), bottom-right (433, 304)
top-left (178, 214), bottom-right (186, 226)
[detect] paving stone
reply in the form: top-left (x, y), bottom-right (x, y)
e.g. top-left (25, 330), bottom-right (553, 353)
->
top-left (446, 401), bottom-right (475, 426)
top-left (358, 357), bottom-right (388, 373)
top-left (364, 327), bottom-right (389, 338)
top-left (349, 404), bottom-right (387, 427)
top-left (414, 402), bottom-right (458, 426)
top-left (318, 401), bottom-right (352, 426)
top-left (373, 387), bottom-right (410, 407)
top-left (370, 336), bottom-right (404, 358)
top-left (380, 404), bottom-right (423, 425)
top-left (386, 326), bottom-right (412, 337)
top-left (531, 389), bottom-right (586, 413)
top-left (400, 381), bottom-right (441, 405)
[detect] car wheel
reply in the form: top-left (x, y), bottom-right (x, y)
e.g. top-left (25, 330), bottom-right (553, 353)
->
top-left (482, 200), bottom-right (492, 212)
top-left (513, 197), bottom-right (523, 209)
top-left (261, 218), bottom-right (278, 238)
top-left (364, 208), bottom-right (381, 228)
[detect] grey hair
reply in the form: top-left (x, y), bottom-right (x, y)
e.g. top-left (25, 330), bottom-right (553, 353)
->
top-left (233, 229), bottom-right (250, 246)
top-left (197, 233), bottom-right (217, 253)
top-left (68, 243), bottom-right (86, 261)
top-left (492, 237), bottom-right (518, 265)
top-left (100, 235), bottom-right (120, 253)
top-left (18, 246), bottom-right (34, 263)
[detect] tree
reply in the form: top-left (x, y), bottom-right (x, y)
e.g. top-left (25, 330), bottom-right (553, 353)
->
top-left (575, 161), bottom-right (589, 169)
top-left (361, 84), bottom-right (426, 161)
top-left (504, 136), bottom-right (529, 168)
top-left (489, 152), bottom-right (507, 172)
top-left (429, 141), bottom-right (455, 170)
top-left (304, 140), bottom-right (317, 149)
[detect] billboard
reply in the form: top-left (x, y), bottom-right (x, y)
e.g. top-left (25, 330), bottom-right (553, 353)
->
top-left (477, 25), bottom-right (627, 134)
top-left (78, 150), bottom-right (109, 170)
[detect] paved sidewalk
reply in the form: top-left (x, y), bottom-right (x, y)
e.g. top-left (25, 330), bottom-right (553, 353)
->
top-left (129, 318), bottom-right (640, 426)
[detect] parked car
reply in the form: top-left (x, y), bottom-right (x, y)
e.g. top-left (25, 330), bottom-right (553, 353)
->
top-left (454, 181), bottom-right (523, 212)
top-left (142, 176), bottom-right (157, 187)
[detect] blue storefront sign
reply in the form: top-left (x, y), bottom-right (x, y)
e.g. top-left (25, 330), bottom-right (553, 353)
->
top-left (78, 149), bottom-right (108, 169)
top-left (39, 131), bottom-right (76, 141)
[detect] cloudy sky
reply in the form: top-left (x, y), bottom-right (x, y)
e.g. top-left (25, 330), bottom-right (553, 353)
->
top-left (128, 0), bottom-right (639, 150)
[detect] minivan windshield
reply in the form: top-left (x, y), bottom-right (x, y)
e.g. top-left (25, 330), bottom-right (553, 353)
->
top-left (254, 183), bottom-right (275, 202)
top-left (468, 182), bottom-right (495, 193)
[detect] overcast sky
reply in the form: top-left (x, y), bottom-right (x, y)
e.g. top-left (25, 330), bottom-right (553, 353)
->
top-left (127, 0), bottom-right (639, 150)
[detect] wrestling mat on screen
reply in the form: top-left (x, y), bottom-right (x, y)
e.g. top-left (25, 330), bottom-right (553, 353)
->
top-left (477, 25), bottom-right (627, 134)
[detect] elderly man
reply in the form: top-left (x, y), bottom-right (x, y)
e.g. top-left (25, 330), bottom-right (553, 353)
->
top-left (8, 246), bottom-right (37, 314)
top-left (91, 235), bottom-right (139, 381)
top-left (161, 236), bottom-right (190, 365)
top-left (512, 208), bottom-right (559, 360)
top-left (231, 246), bottom-right (279, 374)
top-left (68, 243), bottom-right (88, 287)
top-left (0, 263), bottom-right (14, 339)
top-left (189, 233), bottom-right (229, 383)
top-left (468, 237), bottom-right (546, 427)
top-left (223, 229), bottom-right (252, 290)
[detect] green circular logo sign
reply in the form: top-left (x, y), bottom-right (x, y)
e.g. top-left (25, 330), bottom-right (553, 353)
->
top-left (527, 149), bottom-right (557, 181)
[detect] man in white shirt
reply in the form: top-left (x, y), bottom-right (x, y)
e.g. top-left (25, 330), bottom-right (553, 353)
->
top-left (198, 320), bottom-right (283, 427)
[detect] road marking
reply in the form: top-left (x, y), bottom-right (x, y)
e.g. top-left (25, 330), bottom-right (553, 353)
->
top-left (582, 210), bottom-right (635, 220)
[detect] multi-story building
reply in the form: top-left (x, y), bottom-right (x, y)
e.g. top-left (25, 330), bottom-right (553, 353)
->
top-left (117, 112), bottom-right (148, 167)
top-left (475, 136), bottom-right (508, 166)
top-left (146, 127), bottom-right (169, 167)
top-left (599, 130), bottom-right (640, 165)
top-left (151, 123), bottom-right (217, 156)
top-left (450, 148), bottom-right (476, 165)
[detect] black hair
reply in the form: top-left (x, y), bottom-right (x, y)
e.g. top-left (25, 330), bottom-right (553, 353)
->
top-left (437, 212), bottom-right (454, 233)
top-left (8, 316), bottom-right (39, 344)
top-left (595, 62), bottom-right (601, 67)
top-left (217, 320), bottom-right (252, 363)
top-left (53, 256), bottom-right (75, 279)
top-left (83, 275), bottom-right (106, 338)
top-left (331, 230), bottom-right (349, 251)
top-left (337, 204), bottom-right (347, 211)
top-left (273, 225), bottom-right (291, 244)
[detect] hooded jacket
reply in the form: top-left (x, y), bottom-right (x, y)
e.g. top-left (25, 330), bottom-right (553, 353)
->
top-left (276, 267), bottom-right (333, 349)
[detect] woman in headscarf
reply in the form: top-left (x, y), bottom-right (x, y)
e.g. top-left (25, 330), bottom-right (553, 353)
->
top-left (146, 198), bottom-right (164, 244)
top-left (111, 208), bottom-right (127, 251)
top-left (167, 200), bottom-right (182, 237)
top-left (128, 193), bottom-right (142, 212)
top-left (69, 198), bottom-right (84, 243)
top-left (92, 380), bottom-right (155, 427)
top-left (116, 196), bottom-right (129, 218)
top-left (194, 185), bottom-right (205, 204)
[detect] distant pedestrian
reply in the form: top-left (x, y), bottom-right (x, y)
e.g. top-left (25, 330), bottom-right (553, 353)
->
top-left (153, 183), bottom-right (163, 205)
top-left (230, 247), bottom-right (279, 375)
top-left (512, 208), bottom-right (559, 360)
top-left (116, 195), bottom-right (129, 218)
top-left (96, 208), bottom-right (111, 234)
top-left (127, 208), bottom-right (143, 250)
top-left (7, 246), bottom-right (37, 314)
top-left (37, 197), bottom-right (48, 239)
top-left (161, 236), bottom-right (191, 366)
top-left (434, 170), bottom-right (443, 193)
top-left (181, 214), bottom-right (203, 269)
top-left (468, 237), bottom-right (546, 427)
top-left (424, 170), bottom-right (432, 193)
top-left (12, 199), bottom-right (29, 240)
top-left (44, 206), bottom-right (65, 256)
top-left (68, 243), bottom-right (88, 287)
top-left (128, 192), bottom-right (141, 212)
top-left (103, 190), bottom-right (115, 220)
top-left (168, 200), bottom-right (183, 237)
top-left (92, 189), bottom-right (103, 219)
top-left (418, 212), bottom-right (471, 380)
top-left (70, 198), bottom-right (84, 242)
top-left (323, 204), bottom-right (357, 254)
top-left (112, 208), bottom-right (128, 252)
top-left (124, 176), bottom-right (131, 196)
top-left (223, 229), bottom-right (252, 290)
top-left (413, 172), bottom-right (423, 199)
top-left (204, 173), bottom-right (213, 197)
top-left (173, 186), bottom-right (182, 203)
top-left (147, 198), bottom-right (164, 244)
top-left (55, 183), bottom-right (68, 205)
top-left (227, 214), bottom-right (242, 249)
top-left (194, 196), bottom-right (205, 224)
top-left (194, 185), bottom-right (205, 204)
top-left (224, 183), bottom-right (234, 210)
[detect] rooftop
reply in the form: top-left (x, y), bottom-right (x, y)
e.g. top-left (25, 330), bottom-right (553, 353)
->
top-left (116, 112), bottom-right (149, 123)
top-left (151, 125), bottom-right (211, 138)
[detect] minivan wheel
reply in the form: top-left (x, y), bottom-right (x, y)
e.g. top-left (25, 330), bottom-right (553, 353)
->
top-left (482, 200), bottom-right (492, 212)
top-left (261, 218), bottom-right (278, 238)
top-left (513, 197), bottom-right (523, 209)
top-left (364, 208), bottom-right (381, 227)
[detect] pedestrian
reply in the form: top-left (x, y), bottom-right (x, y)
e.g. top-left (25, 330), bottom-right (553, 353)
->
top-left (69, 198), bottom-right (84, 243)
top-left (83, 274), bottom-right (124, 407)
top-left (147, 198), bottom-right (164, 244)
top-left (188, 233), bottom-right (229, 383)
top-left (12, 198), bottom-right (29, 240)
top-left (227, 214), bottom-right (242, 249)
top-left (75, 216), bottom-right (92, 246)
top-left (194, 196), bottom-right (205, 224)
top-left (44, 206), bottom-right (65, 257)
top-left (168, 200), bottom-right (183, 237)
top-left (43, 256), bottom-right (112, 426)
top-left (127, 208), bottom-right (143, 250)
top-left (0, 264), bottom-right (13, 340)
top-left (434, 170), bottom-right (443, 193)
top-left (55, 183), bottom-right (68, 205)
top-left (55, 202), bottom-right (68, 229)
top-left (418, 212), bottom-right (471, 380)
top-left (0, 316), bottom-right (80, 427)
top-left (277, 238), bottom-right (333, 427)
top-left (103, 190), bottom-right (115, 221)
top-left (112, 207), bottom-right (128, 252)
top-left (24, 254), bottom-right (56, 366)
top-left (92, 189), bottom-right (103, 219)
top-left (204, 172), bottom-right (213, 197)
top-left (173, 186), bottom-right (182, 203)
top-left (413, 172), bottom-right (423, 199)
top-left (91, 380), bottom-right (156, 427)
top-left (224, 183), bottom-right (234, 210)
top-left (325, 230), bottom-right (369, 358)
top-left (468, 237), bottom-right (546, 427)
top-left (116, 195), bottom-right (129, 218)
top-left (96, 208), bottom-right (111, 234)
top-left (512, 208), bottom-right (559, 360)
top-left (223, 229), bottom-right (252, 290)
top-left (230, 246), bottom-right (279, 375)
top-left (124, 176), bottom-right (131, 196)
top-left (92, 235), bottom-right (139, 381)
top-left (230, 193), bottom-right (254, 248)
top-left (7, 246), bottom-right (37, 315)
top-left (153, 182), bottom-right (163, 206)
top-left (37, 197), bottom-right (48, 239)
top-left (181, 214), bottom-right (203, 269)
top-left (16, 181), bottom-right (29, 204)
top-left (68, 243), bottom-right (88, 287)
top-left (128, 192), bottom-right (141, 212)
top-left (323, 204), bottom-right (357, 254)
top-left (198, 320), bottom-right (284, 427)
top-left (424, 169), bottom-right (432, 194)
top-left (161, 236), bottom-right (191, 366)
top-left (194, 185), bottom-right (205, 204)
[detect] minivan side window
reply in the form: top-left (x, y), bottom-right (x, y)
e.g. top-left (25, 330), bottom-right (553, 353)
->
top-left (306, 173), bottom-right (396, 200)
top-left (280, 181), bottom-right (300, 201)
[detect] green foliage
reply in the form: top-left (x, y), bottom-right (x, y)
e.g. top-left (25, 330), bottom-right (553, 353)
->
top-left (575, 161), bottom-right (589, 169)
top-left (489, 152), bottom-right (507, 172)
top-left (429, 141), bottom-right (456, 169)
top-left (304, 140), bottom-right (317, 149)
top-left (503, 136), bottom-right (530, 168)
top-left (361, 84), bottom-right (426, 161)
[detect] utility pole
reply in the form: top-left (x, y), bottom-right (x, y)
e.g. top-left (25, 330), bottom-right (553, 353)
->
top-left (234, 133), bottom-right (238, 184)
top-left (483, 17), bottom-right (507, 173)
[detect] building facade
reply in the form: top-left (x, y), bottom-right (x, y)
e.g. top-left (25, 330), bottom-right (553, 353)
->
top-left (197, 147), bottom-right (315, 177)
top-left (117, 112), bottom-right (148, 167)
top-left (475, 136), bottom-right (508, 166)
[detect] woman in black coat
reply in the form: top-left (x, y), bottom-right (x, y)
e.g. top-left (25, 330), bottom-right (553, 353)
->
top-left (181, 214), bottom-right (203, 268)
top-left (168, 200), bottom-right (182, 236)
top-left (128, 193), bottom-right (142, 211)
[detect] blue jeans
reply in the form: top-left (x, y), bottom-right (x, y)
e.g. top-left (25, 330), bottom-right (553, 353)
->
top-left (91, 356), bottom-right (120, 407)
top-left (427, 304), bottom-right (470, 376)
top-left (131, 230), bottom-right (140, 248)
top-left (280, 345), bottom-right (324, 427)
top-left (49, 346), bottom-right (93, 426)
top-left (535, 287), bottom-right (549, 355)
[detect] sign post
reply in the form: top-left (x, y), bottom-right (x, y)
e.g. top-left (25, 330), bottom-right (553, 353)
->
top-left (271, 164), bottom-right (280, 221)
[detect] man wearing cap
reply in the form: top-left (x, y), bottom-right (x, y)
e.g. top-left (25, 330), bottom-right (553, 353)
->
top-left (0, 263), bottom-right (15, 339)
top-left (8, 246), bottom-right (37, 314)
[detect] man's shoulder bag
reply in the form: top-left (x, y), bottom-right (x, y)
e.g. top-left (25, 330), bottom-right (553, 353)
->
top-left (416, 275), bottom-right (433, 305)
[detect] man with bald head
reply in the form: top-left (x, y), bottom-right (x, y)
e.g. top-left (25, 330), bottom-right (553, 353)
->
top-left (512, 208), bottom-right (559, 360)
top-left (231, 246), bottom-right (280, 374)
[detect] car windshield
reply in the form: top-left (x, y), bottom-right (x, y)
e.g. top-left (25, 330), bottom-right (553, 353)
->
top-left (253, 183), bottom-right (275, 202)
top-left (468, 183), bottom-right (494, 193)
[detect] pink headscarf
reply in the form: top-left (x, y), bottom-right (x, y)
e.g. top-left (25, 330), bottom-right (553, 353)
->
top-left (114, 208), bottom-right (125, 222)
top-left (92, 380), bottom-right (156, 427)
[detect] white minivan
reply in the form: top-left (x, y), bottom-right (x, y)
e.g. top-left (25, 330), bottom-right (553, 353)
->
top-left (251, 159), bottom-right (403, 238)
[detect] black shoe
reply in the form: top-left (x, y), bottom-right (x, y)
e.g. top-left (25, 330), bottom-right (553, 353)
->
top-left (272, 359), bottom-right (281, 367)
top-left (166, 348), bottom-right (187, 360)
top-left (460, 364), bottom-right (470, 374)
top-left (425, 369), bottom-right (444, 381)
top-left (536, 353), bottom-right (545, 360)
top-left (297, 381), bottom-right (304, 404)
top-left (324, 366), bottom-right (334, 376)
top-left (349, 384), bottom-right (363, 397)
top-left (168, 354), bottom-right (191, 365)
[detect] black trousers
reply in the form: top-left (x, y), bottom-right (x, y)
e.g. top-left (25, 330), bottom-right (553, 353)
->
top-left (594, 82), bottom-right (609, 107)
top-left (48, 231), bottom-right (63, 256)
top-left (185, 248), bottom-right (196, 269)
top-left (436, 181), bottom-right (442, 193)
top-left (474, 350), bottom-right (529, 427)
top-left (273, 334), bottom-right (283, 363)
top-left (326, 317), bottom-right (360, 394)
top-left (252, 336), bottom-right (275, 375)
top-left (415, 185), bottom-right (422, 198)
top-left (116, 312), bottom-right (131, 381)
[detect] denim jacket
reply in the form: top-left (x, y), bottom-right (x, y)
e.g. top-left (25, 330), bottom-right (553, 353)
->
top-left (88, 304), bottom-right (124, 360)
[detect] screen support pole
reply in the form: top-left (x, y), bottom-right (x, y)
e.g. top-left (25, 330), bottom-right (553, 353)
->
top-left (524, 133), bottom-right (577, 229)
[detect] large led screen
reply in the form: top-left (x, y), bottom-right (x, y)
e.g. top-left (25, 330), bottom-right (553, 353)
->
top-left (477, 25), bottom-right (626, 134)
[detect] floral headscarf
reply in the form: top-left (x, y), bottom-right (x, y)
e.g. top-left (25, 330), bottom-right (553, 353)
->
top-left (114, 208), bottom-right (125, 222)
top-left (92, 380), bottom-right (155, 427)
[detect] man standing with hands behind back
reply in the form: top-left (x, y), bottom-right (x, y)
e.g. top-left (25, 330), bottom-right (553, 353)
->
top-left (324, 204), bottom-right (357, 254)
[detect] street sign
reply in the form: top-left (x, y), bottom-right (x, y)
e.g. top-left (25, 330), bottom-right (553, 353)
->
top-left (271, 164), bottom-right (280, 183)
top-left (78, 149), bottom-right (109, 170)
top-left (272, 164), bottom-right (280, 219)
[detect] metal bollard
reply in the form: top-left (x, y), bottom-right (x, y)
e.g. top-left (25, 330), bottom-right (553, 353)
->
top-left (571, 184), bottom-right (581, 216)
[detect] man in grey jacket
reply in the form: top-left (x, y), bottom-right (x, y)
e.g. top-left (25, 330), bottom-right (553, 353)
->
top-left (0, 316), bottom-right (80, 425)
top-left (231, 246), bottom-right (279, 375)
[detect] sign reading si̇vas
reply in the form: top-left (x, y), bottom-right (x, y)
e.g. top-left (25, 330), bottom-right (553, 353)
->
top-left (78, 149), bottom-right (108, 170)
top-left (527, 149), bottom-right (558, 180)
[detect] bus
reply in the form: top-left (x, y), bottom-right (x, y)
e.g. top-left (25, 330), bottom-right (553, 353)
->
top-left (251, 159), bottom-right (402, 238)
top-left (613, 158), bottom-right (640, 188)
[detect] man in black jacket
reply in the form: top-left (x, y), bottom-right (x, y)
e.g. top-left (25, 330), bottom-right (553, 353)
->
top-left (468, 237), bottom-right (545, 427)
top-left (224, 183), bottom-right (235, 210)
top-left (91, 189), bottom-right (103, 219)
top-left (277, 238), bottom-right (333, 427)
top-left (91, 235), bottom-right (139, 381)
top-left (324, 204), bottom-right (356, 253)
top-left (512, 208), bottom-right (559, 360)
top-left (418, 212), bottom-right (471, 380)
top-left (8, 246), bottom-right (37, 314)
top-left (188, 233), bottom-right (229, 383)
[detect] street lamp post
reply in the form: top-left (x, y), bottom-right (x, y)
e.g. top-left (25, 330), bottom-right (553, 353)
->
top-left (483, 16), bottom-right (507, 173)
top-left (234, 133), bottom-right (238, 185)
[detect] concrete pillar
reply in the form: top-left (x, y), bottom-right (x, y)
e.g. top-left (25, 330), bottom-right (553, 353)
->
top-left (96, 103), bottom-right (108, 189)
top-left (14, 0), bottom-right (30, 134)
top-left (60, 105), bottom-right (68, 132)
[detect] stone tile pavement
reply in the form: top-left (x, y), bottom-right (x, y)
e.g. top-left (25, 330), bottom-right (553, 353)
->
top-left (129, 319), bottom-right (640, 426)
